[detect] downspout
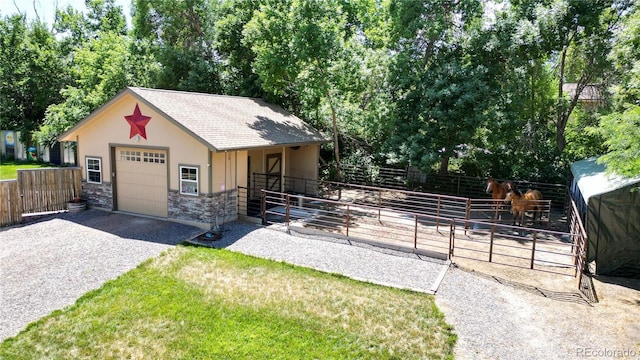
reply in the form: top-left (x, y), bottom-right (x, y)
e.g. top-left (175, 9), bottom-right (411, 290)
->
top-left (208, 150), bottom-right (214, 230)
top-left (282, 146), bottom-right (286, 192)
top-left (235, 151), bottom-right (238, 216)
top-left (208, 150), bottom-right (212, 194)
top-left (224, 150), bottom-right (228, 226)
top-left (595, 196), bottom-right (602, 265)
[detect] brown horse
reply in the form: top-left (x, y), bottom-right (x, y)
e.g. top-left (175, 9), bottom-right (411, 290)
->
top-left (504, 188), bottom-right (544, 226)
top-left (486, 179), bottom-right (512, 206)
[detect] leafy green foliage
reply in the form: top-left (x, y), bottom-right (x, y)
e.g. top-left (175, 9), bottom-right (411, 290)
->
top-left (34, 0), bottom-right (157, 148)
top-left (594, 105), bottom-right (640, 177)
top-left (133, 0), bottom-right (223, 92)
top-left (591, 3), bottom-right (640, 177)
top-left (0, 15), bottom-right (65, 144)
top-left (1, 0), bottom-right (638, 182)
top-left (35, 31), bottom-right (156, 147)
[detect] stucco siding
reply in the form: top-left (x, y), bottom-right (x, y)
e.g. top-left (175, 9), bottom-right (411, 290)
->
top-left (72, 94), bottom-right (210, 195)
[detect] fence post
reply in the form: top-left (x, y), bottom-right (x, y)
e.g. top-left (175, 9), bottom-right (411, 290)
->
top-left (261, 190), bottom-right (266, 225)
top-left (414, 215), bottom-right (418, 251)
top-left (285, 193), bottom-right (290, 228)
top-left (531, 231), bottom-right (537, 269)
top-left (436, 197), bottom-right (441, 230)
top-left (489, 224), bottom-right (495, 262)
top-left (465, 199), bottom-right (471, 235)
top-left (378, 189), bottom-right (382, 221)
top-left (449, 219), bottom-right (455, 258)
top-left (346, 204), bottom-right (350, 237)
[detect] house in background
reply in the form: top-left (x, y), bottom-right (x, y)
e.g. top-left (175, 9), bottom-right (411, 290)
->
top-left (570, 157), bottom-right (640, 278)
top-left (562, 83), bottom-right (606, 110)
top-left (0, 130), bottom-right (75, 164)
top-left (59, 87), bottom-right (330, 229)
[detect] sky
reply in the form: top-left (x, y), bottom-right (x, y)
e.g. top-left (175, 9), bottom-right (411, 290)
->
top-left (0, 0), bottom-right (132, 27)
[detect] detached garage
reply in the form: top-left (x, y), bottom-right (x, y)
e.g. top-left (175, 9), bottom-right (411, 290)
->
top-left (59, 87), bottom-right (330, 229)
top-left (570, 157), bottom-right (640, 278)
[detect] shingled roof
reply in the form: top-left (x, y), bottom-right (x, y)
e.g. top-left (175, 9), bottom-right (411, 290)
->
top-left (61, 87), bottom-right (330, 151)
top-left (562, 83), bottom-right (605, 102)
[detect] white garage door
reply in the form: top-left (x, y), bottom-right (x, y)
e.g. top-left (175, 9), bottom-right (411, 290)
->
top-left (115, 147), bottom-right (168, 217)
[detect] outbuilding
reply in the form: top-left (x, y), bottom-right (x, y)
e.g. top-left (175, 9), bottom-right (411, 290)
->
top-left (570, 157), bottom-right (640, 278)
top-left (59, 87), bottom-right (330, 229)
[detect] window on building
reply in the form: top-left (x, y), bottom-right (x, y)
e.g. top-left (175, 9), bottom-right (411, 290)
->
top-left (180, 166), bottom-right (198, 195)
top-left (86, 157), bottom-right (102, 184)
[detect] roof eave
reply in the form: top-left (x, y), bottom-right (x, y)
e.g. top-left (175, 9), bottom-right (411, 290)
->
top-left (58, 88), bottom-right (132, 142)
top-left (59, 87), bottom-right (218, 152)
top-left (215, 139), bottom-right (331, 152)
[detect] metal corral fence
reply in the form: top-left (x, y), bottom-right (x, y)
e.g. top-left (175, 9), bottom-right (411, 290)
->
top-left (319, 181), bottom-right (553, 228)
top-left (261, 190), bottom-right (581, 277)
top-left (407, 171), bottom-right (568, 210)
top-left (261, 190), bottom-right (455, 260)
top-left (334, 165), bottom-right (568, 210)
top-left (239, 177), bottom-right (555, 228)
top-left (0, 168), bottom-right (82, 227)
top-left (568, 198), bottom-right (589, 293)
top-left (242, 172), bottom-right (566, 216)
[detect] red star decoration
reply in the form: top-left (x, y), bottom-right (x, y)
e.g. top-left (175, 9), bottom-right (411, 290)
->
top-left (124, 103), bottom-right (152, 139)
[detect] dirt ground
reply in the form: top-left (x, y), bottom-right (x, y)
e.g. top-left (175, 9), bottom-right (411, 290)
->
top-left (451, 255), bottom-right (640, 353)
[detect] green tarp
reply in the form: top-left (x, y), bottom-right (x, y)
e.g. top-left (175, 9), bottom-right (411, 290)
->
top-left (571, 157), bottom-right (640, 278)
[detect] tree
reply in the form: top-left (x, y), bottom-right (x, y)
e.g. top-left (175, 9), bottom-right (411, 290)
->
top-left (591, 4), bottom-right (640, 177)
top-left (595, 105), bottom-right (640, 176)
top-left (133, 0), bottom-right (223, 92)
top-left (244, 0), bottom-right (355, 177)
top-left (0, 15), bottom-right (65, 146)
top-left (527, 0), bottom-right (627, 152)
top-left (214, 0), bottom-right (264, 97)
top-left (35, 1), bottom-right (156, 147)
top-left (386, 0), bottom-right (491, 174)
top-left (54, 0), bottom-right (127, 54)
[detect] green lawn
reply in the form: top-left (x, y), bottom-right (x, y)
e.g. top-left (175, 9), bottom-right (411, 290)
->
top-left (0, 161), bottom-right (55, 180)
top-left (0, 246), bottom-right (456, 359)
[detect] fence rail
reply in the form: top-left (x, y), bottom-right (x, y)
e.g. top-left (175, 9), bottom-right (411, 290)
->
top-left (262, 189), bottom-right (579, 275)
top-left (0, 168), bottom-right (82, 227)
top-left (329, 164), bottom-right (569, 210)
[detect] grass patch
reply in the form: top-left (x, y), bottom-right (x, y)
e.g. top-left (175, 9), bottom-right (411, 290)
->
top-left (0, 161), bottom-right (55, 180)
top-left (0, 246), bottom-right (456, 359)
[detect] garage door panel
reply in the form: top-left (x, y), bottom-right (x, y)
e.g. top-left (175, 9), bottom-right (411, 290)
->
top-left (116, 147), bottom-right (167, 217)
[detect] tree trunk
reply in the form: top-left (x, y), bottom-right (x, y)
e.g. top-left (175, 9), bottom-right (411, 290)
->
top-left (325, 88), bottom-right (341, 180)
top-left (556, 46), bottom-right (567, 152)
top-left (439, 155), bottom-right (450, 174)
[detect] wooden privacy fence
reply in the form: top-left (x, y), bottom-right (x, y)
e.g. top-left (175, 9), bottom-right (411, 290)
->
top-left (0, 168), bottom-right (82, 227)
top-left (0, 180), bottom-right (21, 227)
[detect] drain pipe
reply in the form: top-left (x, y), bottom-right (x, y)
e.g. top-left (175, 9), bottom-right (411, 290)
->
top-left (223, 150), bottom-right (227, 226)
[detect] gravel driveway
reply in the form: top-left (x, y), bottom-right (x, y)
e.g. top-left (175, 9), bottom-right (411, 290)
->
top-left (0, 210), bottom-right (203, 341)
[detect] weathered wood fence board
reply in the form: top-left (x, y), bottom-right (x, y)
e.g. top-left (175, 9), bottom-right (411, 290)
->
top-left (1, 180), bottom-right (22, 226)
top-left (0, 168), bottom-right (82, 227)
